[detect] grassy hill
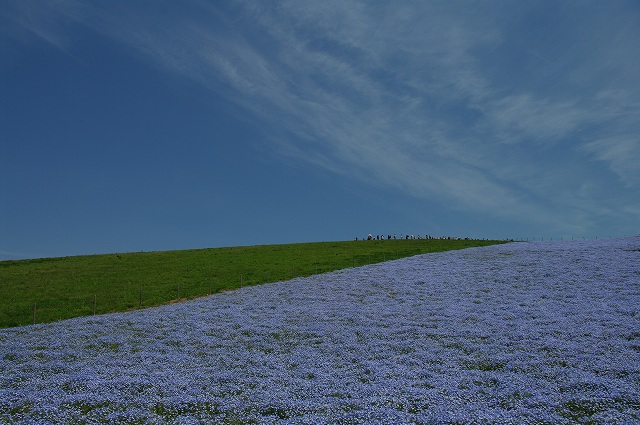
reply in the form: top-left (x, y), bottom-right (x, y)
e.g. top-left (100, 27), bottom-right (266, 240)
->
top-left (0, 238), bottom-right (505, 327)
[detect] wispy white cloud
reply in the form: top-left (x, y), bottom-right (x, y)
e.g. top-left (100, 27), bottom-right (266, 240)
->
top-left (0, 0), bottom-right (91, 61)
top-left (483, 94), bottom-right (590, 144)
top-left (584, 136), bottom-right (640, 187)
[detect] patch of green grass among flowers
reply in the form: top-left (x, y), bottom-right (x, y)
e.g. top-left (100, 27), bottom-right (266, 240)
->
top-left (0, 239), bottom-right (505, 327)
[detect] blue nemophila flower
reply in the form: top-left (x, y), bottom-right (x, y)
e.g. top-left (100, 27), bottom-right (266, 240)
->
top-left (1, 237), bottom-right (639, 423)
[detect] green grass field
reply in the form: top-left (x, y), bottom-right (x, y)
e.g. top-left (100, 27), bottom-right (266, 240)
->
top-left (0, 239), bottom-right (506, 327)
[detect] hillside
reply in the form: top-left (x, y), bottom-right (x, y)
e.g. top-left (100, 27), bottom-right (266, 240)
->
top-left (1, 237), bottom-right (638, 423)
top-left (0, 238), bottom-right (503, 327)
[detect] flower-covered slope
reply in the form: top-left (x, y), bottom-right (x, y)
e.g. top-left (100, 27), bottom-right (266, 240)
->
top-left (1, 238), bottom-right (639, 424)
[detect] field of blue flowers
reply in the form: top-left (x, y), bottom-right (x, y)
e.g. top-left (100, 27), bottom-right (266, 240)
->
top-left (1, 237), bottom-right (639, 424)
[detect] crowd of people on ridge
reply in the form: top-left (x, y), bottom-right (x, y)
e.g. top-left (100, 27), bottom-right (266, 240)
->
top-left (355, 234), bottom-right (470, 241)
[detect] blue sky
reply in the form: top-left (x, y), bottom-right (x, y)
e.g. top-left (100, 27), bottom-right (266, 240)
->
top-left (2, 1), bottom-right (639, 260)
